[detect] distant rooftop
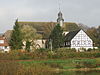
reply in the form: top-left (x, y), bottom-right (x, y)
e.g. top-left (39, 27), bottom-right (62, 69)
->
top-left (0, 33), bottom-right (4, 37)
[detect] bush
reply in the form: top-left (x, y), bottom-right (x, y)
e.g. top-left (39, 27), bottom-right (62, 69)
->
top-left (88, 48), bottom-right (93, 51)
top-left (0, 49), bottom-right (100, 60)
top-left (37, 48), bottom-right (48, 52)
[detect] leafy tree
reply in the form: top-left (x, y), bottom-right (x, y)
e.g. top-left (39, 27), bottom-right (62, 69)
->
top-left (49, 24), bottom-right (64, 49)
top-left (87, 26), bottom-right (100, 48)
top-left (43, 22), bottom-right (55, 38)
top-left (10, 19), bottom-right (23, 50)
top-left (21, 25), bottom-right (42, 51)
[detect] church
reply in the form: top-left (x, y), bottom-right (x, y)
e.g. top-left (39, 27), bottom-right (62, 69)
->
top-left (18, 11), bottom-right (93, 51)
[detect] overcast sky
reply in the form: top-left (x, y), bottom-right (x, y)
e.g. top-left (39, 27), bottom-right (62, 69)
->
top-left (0, 0), bottom-right (100, 33)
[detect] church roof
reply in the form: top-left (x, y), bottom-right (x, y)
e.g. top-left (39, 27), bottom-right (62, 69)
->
top-left (18, 22), bottom-right (56, 31)
top-left (18, 22), bottom-right (79, 31)
top-left (18, 22), bottom-right (56, 39)
top-left (65, 29), bottom-right (81, 42)
top-left (18, 21), bottom-right (80, 39)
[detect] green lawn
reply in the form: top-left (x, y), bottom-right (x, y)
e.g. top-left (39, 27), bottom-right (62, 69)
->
top-left (18, 58), bottom-right (99, 69)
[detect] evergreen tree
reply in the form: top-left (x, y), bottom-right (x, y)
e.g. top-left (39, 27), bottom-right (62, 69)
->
top-left (50, 24), bottom-right (64, 49)
top-left (10, 19), bottom-right (23, 50)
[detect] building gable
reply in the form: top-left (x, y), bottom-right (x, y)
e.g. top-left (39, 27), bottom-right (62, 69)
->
top-left (72, 30), bottom-right (93, 42)
top-left (65, 30), bottom-right (80, 42)
top-left (71, 30), bottom-right (93, 49)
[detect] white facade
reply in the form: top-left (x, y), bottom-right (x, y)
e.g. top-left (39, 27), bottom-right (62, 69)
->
top-left (0, 40), bottom-right (4, 43)
top-left (0, 39), bottom-right (10, 52)
top-left (0, 46), bottom-right (10, 52)
top-left (34, 39), bottom-right (46, 49)
top-left (71, 30), bottom-right (93, 51)
top-left (60, 20), bottom-right (63, 27)
top-left (22, 39), bottom-right (46, 50)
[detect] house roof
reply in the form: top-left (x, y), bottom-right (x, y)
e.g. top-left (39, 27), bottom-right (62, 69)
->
top-left (0, 33), bottom-right (4, 37)
top-left (65, 29), bottom-right (81, 42)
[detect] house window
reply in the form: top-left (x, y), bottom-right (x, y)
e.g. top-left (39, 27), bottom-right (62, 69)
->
top-left (88, 41), bottom-right (91, 44)
top-left (0, 46), bottom-right (3, 49)
top-left (65, 42), bottom-right (67, 45)
top-left (84, 41), bottom-right (86, 44)
top-left (5, 46), bottom-right (7, 49)
top-left (72, 41), bottom-right (75, 44)
top-left (77, 41), bottom-right (80, 45)
top-left (66, 42), bottom-right (70, 45)
top-left (0, 40), bottom-right (4, 44)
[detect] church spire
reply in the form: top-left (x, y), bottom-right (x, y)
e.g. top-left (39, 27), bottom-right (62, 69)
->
top-left (57, 0), bottom-right (64, 27)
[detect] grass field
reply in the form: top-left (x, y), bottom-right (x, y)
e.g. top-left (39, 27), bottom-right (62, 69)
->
top-left (18, 58), bottom-right (100, 69)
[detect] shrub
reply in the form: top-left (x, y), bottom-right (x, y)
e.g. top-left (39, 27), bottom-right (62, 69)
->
top-left (88, 48), bottom-right (93, 51)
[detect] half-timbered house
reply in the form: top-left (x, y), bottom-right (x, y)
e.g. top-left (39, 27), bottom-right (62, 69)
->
top-left (64, 29), bottom-right (93, 51)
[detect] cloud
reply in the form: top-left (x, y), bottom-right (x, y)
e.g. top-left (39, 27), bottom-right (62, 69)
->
top-left (0, 0), bottom-right (100, 33)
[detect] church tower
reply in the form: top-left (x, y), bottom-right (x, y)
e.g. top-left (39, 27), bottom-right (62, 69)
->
top-left (57, 0), bottom-right (64, 27)
top-left (57, 11), bottom-right (64, 27)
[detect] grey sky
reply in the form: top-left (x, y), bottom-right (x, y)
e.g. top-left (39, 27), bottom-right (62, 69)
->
top-left (0, 0), bottom-right (100, 33)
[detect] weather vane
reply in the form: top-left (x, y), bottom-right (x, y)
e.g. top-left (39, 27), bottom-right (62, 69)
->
top-left (58, 0), bottom-right (62, 11)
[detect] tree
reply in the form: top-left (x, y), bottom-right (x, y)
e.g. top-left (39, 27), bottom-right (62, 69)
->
top-left (87, 26), bottom-right (100, 48)
top-left (49, 24), bottom-right (64, 49)
top-left (43, 22), bottom-right (55, 38)
top-left (10, 19), bottom-right (23, 50)
top-left (25, 40), bottom-right (31, 52)
top-left (97, 26), bottom-right (100, 48)
top-left (21, 25), bottom-right (42, 52)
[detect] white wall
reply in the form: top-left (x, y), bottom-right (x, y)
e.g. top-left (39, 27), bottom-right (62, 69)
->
top-left (60, 20), bottom-right (63, 27)
top-left (0, 40), bottom-right (4, 44)
top-left (71, 30), bottom-right (93, 50)
top-left (34, 39), bottom-right (46, 49)
top-left (0, 46), bottom-right (10, 52)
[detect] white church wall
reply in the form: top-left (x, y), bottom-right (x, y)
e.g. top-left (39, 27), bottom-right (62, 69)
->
top-left (34, 39), bottom-right (46, 49)
top-left (60, 20), bottom-right (63, 27)
top-left (63, 31), bottom-right (69, 35)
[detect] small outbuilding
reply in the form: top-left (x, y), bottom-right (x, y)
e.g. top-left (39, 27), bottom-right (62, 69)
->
top-left (0, 36), bottom-right (10, 52)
